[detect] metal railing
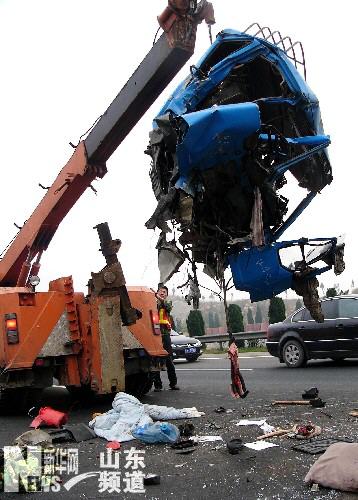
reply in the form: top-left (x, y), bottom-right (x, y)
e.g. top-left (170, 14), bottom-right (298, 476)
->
top-left (244, 22), bottom-right (307, 80)
top-left (194, 330), bottom-right (267, 344)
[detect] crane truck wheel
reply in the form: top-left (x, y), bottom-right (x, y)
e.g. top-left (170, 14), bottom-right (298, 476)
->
top-left (66, 385), bottom-right (96, 404)
top-left (0, 388), bottom-right (43, 415)
top-left (125, 373), bottom-right (153, 397)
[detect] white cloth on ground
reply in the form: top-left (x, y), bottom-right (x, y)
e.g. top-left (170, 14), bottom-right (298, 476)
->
top-left (88, 392), bottom-right (203, 442)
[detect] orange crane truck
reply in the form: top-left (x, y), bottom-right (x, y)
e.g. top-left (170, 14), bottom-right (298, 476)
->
top-left (0, 1), bottom-right (213, 409)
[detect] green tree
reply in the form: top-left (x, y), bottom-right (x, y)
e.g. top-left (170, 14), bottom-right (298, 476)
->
top-left (228, 304), bottom-right (244, 333)
top-left (268, 297), bottom-right (286, 324)
top-left (228, 304), bottom-right (244, 347)
top-left (295, 298), bottom-right (303, 311)
top-left (326, 287), bottom-right (337, 298)
top-left (255, 303), bottom-right (263, 324)
top-left (247, 307), bottom-right (254, 324)
top-left (186, 310), bottom-right (205, 337)
top-left (208, 310), bottom-right (214, 328)
top-left (214, 311), bottom-right (220, 328)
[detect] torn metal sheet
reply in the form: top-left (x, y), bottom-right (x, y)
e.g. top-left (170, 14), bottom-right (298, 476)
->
top-left (156, 233), bottom-right (186, 284)
top-left (145, 26), bottom-right (344, 319)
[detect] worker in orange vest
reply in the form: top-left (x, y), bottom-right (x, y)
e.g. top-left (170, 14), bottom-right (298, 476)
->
top-left (153, 285), bottom-right (179, 391)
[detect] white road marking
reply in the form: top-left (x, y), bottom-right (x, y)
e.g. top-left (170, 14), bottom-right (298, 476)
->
top-left (239, 355), bottom-right (273, 359)
top-left (202, 355), bottom-right (273, 360)
top-left (201, 357), bottom-right (224, 360)
top-left (176, 368), bottom-right (253, 371)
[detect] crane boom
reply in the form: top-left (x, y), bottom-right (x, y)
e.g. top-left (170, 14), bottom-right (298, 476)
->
top-left (0, 26), bottom-right (199, 287)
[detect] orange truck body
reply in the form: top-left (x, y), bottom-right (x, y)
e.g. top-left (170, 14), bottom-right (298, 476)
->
top-left (0, 279), bottom-right (166, 395)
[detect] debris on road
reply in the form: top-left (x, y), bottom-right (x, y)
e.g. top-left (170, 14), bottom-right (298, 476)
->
top-left (237, 418), bottom-right (267, 426)
top-left (46, 424), bottom-right (97, 443)
top-left (195, 436), bottom-right (223, 443)
top-left (30, 406), bottom-right (68, 428)
top-left (132, 422), bottom-right (180, 444)
top-left (349, 410), bottom-right (358, 417)
top-left (171, 439), bottom-right (197, 450)
top-left (178, 422), bottom-right (195, 437)
top-left (214, 406), bottom-right (233, 414)
top-left (89, 392), bottom-right (203, 442)
top-left (260, 422), bottom-right (276, 434)
top-left (292, 437), bottom-right (354, 455)
top-left (236, 418), bottom-right (275, 435)
top-left (257, 428), bottom-right (293, 441)
top-left (302, 387), bottom-right (319, 400)
top-left (227, 438), bottom-right (244, 455)
top-left (106, 441), bottom-right (121, 450)
top-left (143, 474), bottom-right (161, 486)
top-left (244, 441), bottom-right (278, 451)
top-left (171, 438), bottom-right (198, 454)
top-left (305, 442), bottom-right (358, 492)
top-left (290, 424), bottom-right (321, 440)
top-left (14, 429), bottom-right (52, 447)
top-left (272, 398), bottom-right (325, 408)
top-left (207, 421), bottom-right (223, 430)
top-left (257, 422), bottom-right (321, 440)
top-left (228, 342), bottom-right (249, 399)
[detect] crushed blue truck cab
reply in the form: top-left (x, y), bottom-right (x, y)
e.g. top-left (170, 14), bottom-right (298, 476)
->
top-left (145, 27), bottom-right (344, 320)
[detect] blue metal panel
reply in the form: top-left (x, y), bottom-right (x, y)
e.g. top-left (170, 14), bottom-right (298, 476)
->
top-left (175, 102), bottom-right (260, 177)
top-left (228, 244), bottom-right (293, 302)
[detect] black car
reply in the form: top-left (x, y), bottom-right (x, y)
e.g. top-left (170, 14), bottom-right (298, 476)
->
top-left (170, 330), bottom-right (202, 362)
top-left (267, 295), bottom-right (358, 367)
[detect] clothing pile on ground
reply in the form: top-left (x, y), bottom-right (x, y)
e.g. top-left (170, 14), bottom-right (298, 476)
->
top-left (89, 392), bottom-right (203, 442)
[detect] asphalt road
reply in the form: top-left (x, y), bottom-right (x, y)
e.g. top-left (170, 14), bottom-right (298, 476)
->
top-left (1, 353), bottom-right (358, 499)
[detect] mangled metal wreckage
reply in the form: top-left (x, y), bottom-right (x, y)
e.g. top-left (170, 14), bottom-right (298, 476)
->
top-left (145, 27), bottom-right (344, 321)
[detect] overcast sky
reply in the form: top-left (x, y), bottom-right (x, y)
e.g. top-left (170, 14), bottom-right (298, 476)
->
top-left (0, 1), bottom-right (356, 300)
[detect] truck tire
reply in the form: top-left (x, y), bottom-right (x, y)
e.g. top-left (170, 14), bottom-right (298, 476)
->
top-left (125, 373), bottom-right (153, 397)
top-left (66, 385), bottom-right (96, 404)
top-left (282, 339), bottom-right (306, 368)
top-left (0, 388), bottom-right (43, 415)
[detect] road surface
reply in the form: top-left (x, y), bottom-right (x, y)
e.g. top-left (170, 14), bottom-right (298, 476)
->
top-left (1, 353), bottom-right (357, 499)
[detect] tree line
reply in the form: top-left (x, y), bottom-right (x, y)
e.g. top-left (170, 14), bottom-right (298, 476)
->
top-left (177, 282), bottom-right (355, 337)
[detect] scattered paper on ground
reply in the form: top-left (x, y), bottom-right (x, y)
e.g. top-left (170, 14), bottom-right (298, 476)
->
top-left (260, 422), bottom-right (275, 434)
top-left (244, 441), bottom-right (278, 451)
top-left (237, 419), bottom-right (267, 426)
top-left (236, 419), bottom-right (275, 434)
top-left (196, 436), bottom-right (223, 443)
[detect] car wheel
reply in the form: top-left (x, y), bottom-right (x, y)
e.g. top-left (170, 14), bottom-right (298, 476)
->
top-left (185, 356), bottom-right (199, 362)
top-left (282, 340), bottom-right (306, 368)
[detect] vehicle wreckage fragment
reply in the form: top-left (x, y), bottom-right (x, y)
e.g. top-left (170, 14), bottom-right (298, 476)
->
top-left (145, 26), bottom-right (345, 320)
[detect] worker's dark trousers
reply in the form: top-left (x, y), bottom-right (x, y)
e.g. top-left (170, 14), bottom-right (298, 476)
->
top-left (153, 332), bottom-right (177, 389)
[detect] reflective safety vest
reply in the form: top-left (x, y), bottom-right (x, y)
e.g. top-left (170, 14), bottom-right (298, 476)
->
top-left (158, 301), bottom-right (172, 327)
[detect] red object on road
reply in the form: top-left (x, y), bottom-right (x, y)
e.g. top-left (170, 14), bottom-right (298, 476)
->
top-left (228, 342), bottom-right (249, 399)
top-left (106, 441), bottom-right (121, 450)
top-left (30, 407), bottom-right (68, 428)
